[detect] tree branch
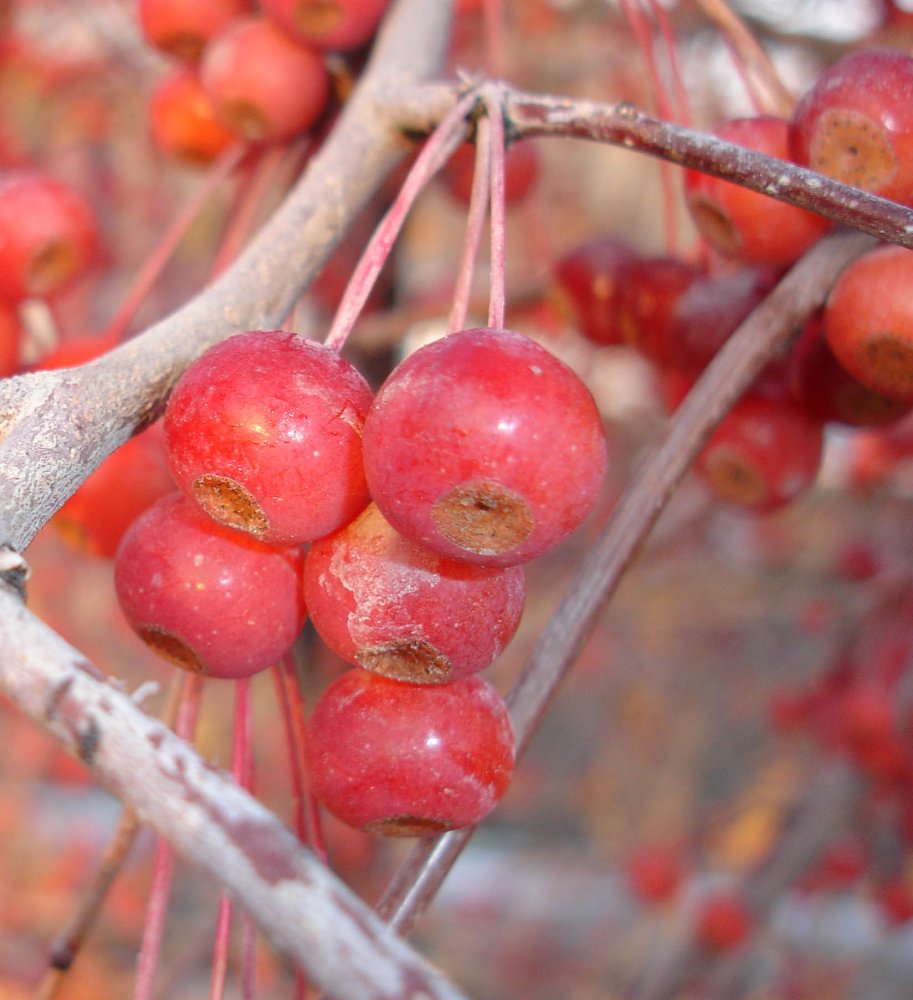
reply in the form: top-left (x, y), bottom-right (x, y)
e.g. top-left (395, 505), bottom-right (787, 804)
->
top-left (0, 582), bottom-right (472, 1000)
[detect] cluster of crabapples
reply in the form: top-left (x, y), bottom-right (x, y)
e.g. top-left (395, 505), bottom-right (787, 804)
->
top-left (141, 0), bottom-right (389, 166)
top-left (551, 46), bottom-right (913, 513)
top-left (113, 326), bottom-right (608, 837)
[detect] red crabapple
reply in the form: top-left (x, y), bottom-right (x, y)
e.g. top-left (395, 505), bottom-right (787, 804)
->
top-left (114, 492), bottom-right (306, 679)
top-left (549, 238), bottom-right (639, 346)
top-left (308, 669), bottom-right (515, 836)
top-left (685, 116), bottom-right (830, 267)
top-left (149, 68), bottom-right (237, 167)
top-left (260, 0), bottom-right (389, 52)
top-left (790, 49), bottom-right (913, 204)
top-left (165, 330), bottom-right (373, 545)
top-left (0, 170), bottom-right (97, 302)
top-left (614, 255), bottom-right (700, 366)
top-left (304, 502), bottom-right (526, 683)
top-left (823, 244), bottom-right (913, 402)
top-left (138, 0), bottom-right (252, 62)
top-left (788, 313), bottom-right (911, 427)
top-left (442, 140), bottom-right (540, 207)
top-left (362, 327), bottom-right (608, 567)
top-left (695, 394), bottom-right (824, 510)
top-left (624, 845), bottom-right (685, 905)
top-left (694, 893), bottom-right (752, 952)
top-left (201, 16), bottom-right (330, 142)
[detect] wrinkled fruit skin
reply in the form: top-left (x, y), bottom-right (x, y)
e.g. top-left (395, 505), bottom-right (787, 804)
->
top-left (305, 502), bottom-right (526, 683)
top-left (165, 330), bottom-right (373, 545)
top-left (308, 669), bottom-right (516, 836)
top-left (363, 327), bottom-right (608, 567)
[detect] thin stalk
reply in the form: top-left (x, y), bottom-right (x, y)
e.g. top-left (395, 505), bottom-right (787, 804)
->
top-left (133, 674), bottom-right (204, 1000)
top-left (485, 94), bottom-right (506, 331)
top-left (103, 145), bottom-right (246, 342)
top-left (34, 674), bottom-right (184, 1000)
top-left (448, 114), bottom-right (491, 333)
top-left (322, 88), bottom-right (479, 353)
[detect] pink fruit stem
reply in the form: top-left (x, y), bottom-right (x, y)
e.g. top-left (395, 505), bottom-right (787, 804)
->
top-left (210, 141), bottom-right (306, 279)
top-left (485, 93), bottom-right (507, 331)
top-left (322, 88), bottom-right (480, 353)
top-left (234, 678), bottom-right (257, 1000)
top-left (133, 674), bottom-right (204, 1000)
top-left (483, 0), bottom-right (507, 78)
top-left (448, 113), bottom-right (491, 334)
top-left (209, 676), bottom-right (255, 1000)
top-left (103, 144), bottom-right (245, 343)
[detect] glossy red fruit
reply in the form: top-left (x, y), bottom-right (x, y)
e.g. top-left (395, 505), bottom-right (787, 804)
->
top-left (304, 502), bottom-right (526, 684)
top-left (260, 0), bottom-right (389, 52)
top-left (876, 879), bottom-right (913, 925)
top-left (363, 327), bottom-right (608, 567)
top-left (789, 313), bottom-right (911, 427)
top-left (138, 0), bottom-right (252, 62)
top-left (0, 170), bottom-right (98, 302)
top-left (685, 116), bottom-right (830, 267)
top-left (824, 244), bottom-right (913, 402)
top-left (149, 67), bottom-right (237, 167)
top-left (308, 669), bottom-right (515, 836)
top-left (201, 16), bottom-right (330, 142)
top-left (695, 893), bottom-right (752, 952)
top-left (550, 238), bottom-right (640, 346)
top-left (624, 845), bottom-right (685, 905)
top-left (165, 330), bottom-right (373, 546)
top-left (790, 49), bottom-right (913, 204)
top-left (114, 492), bottom-right (306, 679)
top-left (53, 424), bottom-right (174, 559)
top-left (695, 394), bottom-right (824, 510)
top-left (442, 140), bottom-right (540, 207)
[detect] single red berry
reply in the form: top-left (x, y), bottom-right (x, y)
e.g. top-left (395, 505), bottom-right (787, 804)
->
top-left (695, 394), bottom-right (824, 511)
top-left (114, 492), bottom-right (307, 679)
top-left (149, 67), bottom-right (237, 167)
top-left (788, 312), bottom-right (912, 427)
top-left (876, 879), bottom-right (913, 925)
top-left (201, 16), bottom-right (330, 142)
top-left (685, 116), bottom-right (830, 267)
top-left (664, 266), bottom-right (777, 378)
top-left (362, 327), bottom-right (608, 567)
top-left (824, 244), bottom-right (913, 402)
top-left (260, 0), bottom-right (389, 52)
top-left (442, 140), bottom-right (540, 207)
top-left (694, 893), bottom-right (752, 952)
top-left (165, 330), bottom-right (373, 545)
top-left (308, 669), bottom-right (515, 836)
top-left (53, 424), bottom-right (174, 559)
top-left (138, 0), bottom-right (252, 62)
top-left (614, 255), bottom-right (700, 366)
top-left (549, 238), bottom-right (640, 346)
top-left (304, 502), bottom-right (526, 684)
top-left (0, 170), bottom-right (98, 302)
top-left (624, 845), bottom-right (685, 905)
top-left (790, 48), bottom-right (913, 204)
top-left (813, 836), bottom-right (868, 887)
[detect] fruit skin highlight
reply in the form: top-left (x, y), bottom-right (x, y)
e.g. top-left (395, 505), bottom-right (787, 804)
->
top-left (308, 669), bottom-right (516, 837)
top-left (363, 327), bottom-right (608, 567)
